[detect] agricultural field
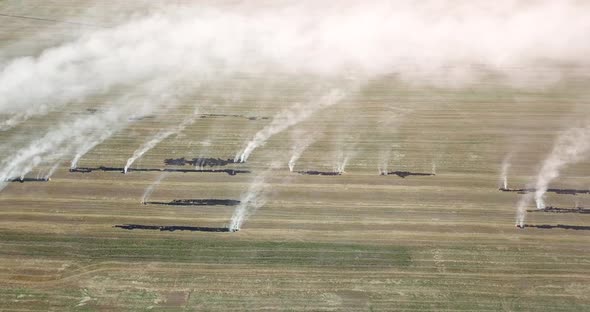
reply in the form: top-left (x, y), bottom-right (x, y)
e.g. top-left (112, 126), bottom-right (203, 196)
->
top-left (1, 1), bottom-right (590, 311)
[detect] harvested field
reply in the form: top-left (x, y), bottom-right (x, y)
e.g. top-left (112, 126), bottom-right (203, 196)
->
top-left (1, 1), bottom-right (590, 311)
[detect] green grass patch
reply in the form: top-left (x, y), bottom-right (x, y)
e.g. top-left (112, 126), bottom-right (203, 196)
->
top-left (0, 230), bottom-right (412, 267)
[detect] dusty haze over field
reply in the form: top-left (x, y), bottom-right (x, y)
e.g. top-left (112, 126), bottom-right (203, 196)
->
top-left (1, 0), bottom-right (589, 181)
top-left (1, 1), bottom-right (590, 310)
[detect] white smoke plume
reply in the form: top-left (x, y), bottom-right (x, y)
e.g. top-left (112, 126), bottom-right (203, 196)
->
top-left (228, 172), bottom-right (271, 232)
top-left (0, 115), bottom-right (31, 131)
top-left (35, 160), bottom-right (59, 180)
top-left (2, 1), bottom-right (590, 131)
top-left (0, 80), bottom-right (180, 189)
top-left (337, 157), bottom-right (349, 174)
top-left (235, 90), bottom-right (344, 163)
top-left (0, 10), bottom-right (206, 130)
top-left (334, 150), bottom-right (354, 174)
top-left (0, 106), bottom-right (128, 185)
top-left (500, 153), bottom-right (512, 189)
top-left (288, 129), bottom-right (319, 172)
top-left (375, 107), bottom-right (411, 175)
top-left (44, 161), bottom-right (61, 180)
top-left (533, 125), bottom-right (590, 209)
top-left (70, 128), bottom-right (116, 169)
top-left (515, 192), bottom-right (532, 228)
top-left (142, 172), bottom-right (169, 204)
top-left (1, 1), bottom-right (589, 190)
top-left (378, 147), bottom-right (391, 175)
top-left (124, 110), bottom-right (198, 174)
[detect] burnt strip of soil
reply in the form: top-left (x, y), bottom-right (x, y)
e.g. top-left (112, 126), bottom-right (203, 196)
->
top-left (164, 157), bottom-right (237, 167)
top-left (6, 177), bottom-right (50, 182)
top-left (128, 115), bottom-right (155, 121)
top-left (499, 188), bottom-right (590, 195)
top-left (70, 167), bottom-right (249, 176)
top-left (381, 171), bottom-right (435, 178)
top-left (526, 207), bottom-right (590, 214)
top-left (296, 170), bottom-right (341, 176)
top-left (499, 188), bottom-right (533, 193)
top-left (114, 224), bottom-right (232, 232)
top-left (524, 224), bottom-right (590, 230)
top-left (145, 199), bottom-right (240, 206)
top-left (198, 113), bottom-right (269, 120)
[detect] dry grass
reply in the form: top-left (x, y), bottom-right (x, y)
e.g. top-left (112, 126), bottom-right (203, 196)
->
top-left (1, 1), bottom-right (590, 311)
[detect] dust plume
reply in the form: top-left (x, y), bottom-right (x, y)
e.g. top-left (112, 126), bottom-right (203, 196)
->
top-left (0, 106), bottom-right (127, 185)
top-left (44, 161), bottom-right (61, 180)
top-left (500, 153), bottom-right (512, 189)
top-left (124, 110), bottom-right (197, 174)
top-left (36, 161), bottom-right (60, 180)
top-left (235, 90), bottom-right (344, 163)
top-left (228, 171), bottom-right (272, 232)
top-left (515, 124), bottom-right (590, 224)
top-left (533, 125), bottom-right (590, 209)
top-left (378, 147), bottom-right (391, 175)
top-left (70, 128), bottom-right (116, 169)
top-left (0, 81), bottom-right (180, 187)
top-left (334, 150), bottom-right (354, 174)
top-left (142, 172), bottom-right (169, 204)
top-left (515, 192), bottom-right (532, 228)
top-left (379, 143), bottom-right (403, 175)
top-left (2, 0), bottom-right (590, 132)
top-left (1, 1), bottom-right (589, 189)
top-left (288, 129), bottom-right (319, 172)
top-left (374, 106), bottom-right (411, 175)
